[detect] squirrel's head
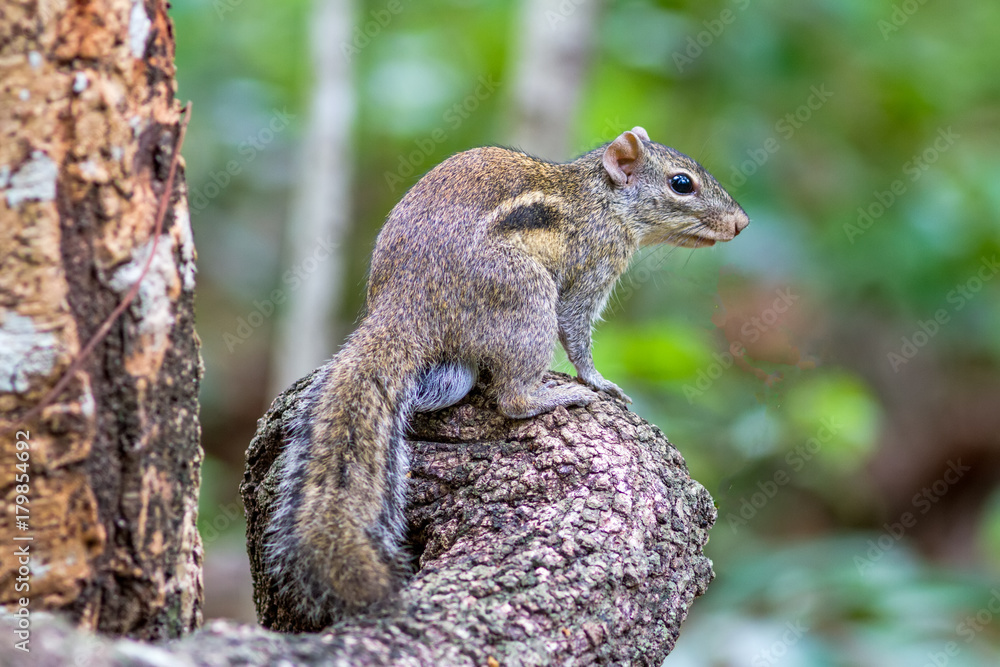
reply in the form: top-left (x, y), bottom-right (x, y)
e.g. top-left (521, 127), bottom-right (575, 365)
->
top-left (601, 127), bottom-right (749, 248)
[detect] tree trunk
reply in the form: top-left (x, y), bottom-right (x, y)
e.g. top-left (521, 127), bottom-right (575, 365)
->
top-left (268, 0), bottom-right (356, 397)
top-left (506, 0), bottom-right (603, 160)
top-left (0, 0), bottom-right (202, 640)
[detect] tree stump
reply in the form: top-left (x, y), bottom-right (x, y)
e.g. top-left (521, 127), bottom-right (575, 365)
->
top-left (241, 370), bottom-right (716, 665)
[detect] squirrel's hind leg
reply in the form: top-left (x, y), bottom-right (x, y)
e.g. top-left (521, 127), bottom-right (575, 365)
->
top-left (485, 311), bottom-right (598, 420)
top-left (496, 379), bottom-right (598, 420)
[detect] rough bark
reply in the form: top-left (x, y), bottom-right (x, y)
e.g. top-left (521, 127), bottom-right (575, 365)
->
top-left (0, 0), bottom-right (202, 640)
top-left (0, 372), bottom-right (714, 665)
top-left (242, 370), bottom-right (716, 664)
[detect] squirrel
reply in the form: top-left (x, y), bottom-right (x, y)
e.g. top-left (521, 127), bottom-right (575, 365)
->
top-left (262, 126), bottom-right (749, 627)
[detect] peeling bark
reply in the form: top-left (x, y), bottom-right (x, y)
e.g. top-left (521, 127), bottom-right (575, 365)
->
top-left (0, 0), bottom-right (202, 639)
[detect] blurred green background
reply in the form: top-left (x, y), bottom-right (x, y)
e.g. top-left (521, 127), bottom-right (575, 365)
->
top-left (171, 0), bottom-right (1000, 663)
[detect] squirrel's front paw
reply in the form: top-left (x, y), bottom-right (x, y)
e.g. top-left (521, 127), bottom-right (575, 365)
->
top-left (578, 372), bottom-right (632, 404)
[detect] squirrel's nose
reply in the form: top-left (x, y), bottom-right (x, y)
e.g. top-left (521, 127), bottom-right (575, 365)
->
top-left (732, 211), bottom-right (750, 236)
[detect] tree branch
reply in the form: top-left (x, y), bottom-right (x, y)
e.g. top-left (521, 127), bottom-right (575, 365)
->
top-left (243, 370), bottom-right (716, 663)
top-left (0, 372), bottom-right (716, 665)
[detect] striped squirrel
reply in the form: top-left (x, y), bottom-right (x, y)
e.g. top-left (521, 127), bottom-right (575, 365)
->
top-left (263, 127), bottom-right (749, 627)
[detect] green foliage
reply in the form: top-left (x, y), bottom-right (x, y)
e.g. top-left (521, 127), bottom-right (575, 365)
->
top-left (592, 321), bottom-right (715, 383)
top-left (671, 538), bottom-right (1000, 666)
top-left (785, 372), bottom-right (880, 471)
top-left (172, 0), bottom-right (1000, 658)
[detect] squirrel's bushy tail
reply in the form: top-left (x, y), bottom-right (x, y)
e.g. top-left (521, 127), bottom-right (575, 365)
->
top-left (262, 323), bottom-right (420, 625)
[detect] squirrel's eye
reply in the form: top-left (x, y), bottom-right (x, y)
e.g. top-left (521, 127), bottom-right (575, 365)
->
top-left (669, 173), bottom-right (695, 195)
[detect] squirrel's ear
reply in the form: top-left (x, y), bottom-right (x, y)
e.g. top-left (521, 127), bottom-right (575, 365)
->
top-left (630, 126), bottom-right (650, 142)
top-left (602, 130), bottom-right (646, 187)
